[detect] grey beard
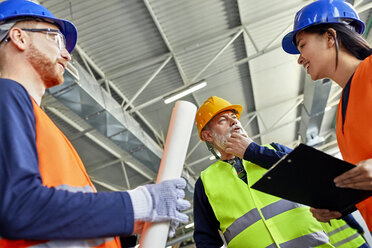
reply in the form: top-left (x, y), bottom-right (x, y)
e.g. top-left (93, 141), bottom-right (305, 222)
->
top-left (211, 125), bottom-right (247, 150)
top-left (212, 132), bottom-right (228, 150)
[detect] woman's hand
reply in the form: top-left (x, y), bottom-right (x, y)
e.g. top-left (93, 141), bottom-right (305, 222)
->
top-left (334, 158), bottom-right (372, 191)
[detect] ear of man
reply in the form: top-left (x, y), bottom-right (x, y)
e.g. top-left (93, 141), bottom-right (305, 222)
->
top-left (7, 27), bottom-right (28, 51)
top-left (201, 129), bottom-right (214, 143)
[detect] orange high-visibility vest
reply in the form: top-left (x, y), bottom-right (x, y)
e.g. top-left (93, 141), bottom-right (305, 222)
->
top-left (0, 99), bottom-right (121, 248)
top-left (336, 54), bottom-right (372, 231)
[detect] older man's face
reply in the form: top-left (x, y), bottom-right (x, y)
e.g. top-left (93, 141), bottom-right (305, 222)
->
top-left (208, 110), bottom-right (246, 150)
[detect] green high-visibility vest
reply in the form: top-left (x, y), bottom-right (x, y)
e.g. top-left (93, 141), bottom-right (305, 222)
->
top-left (201, 156), bottom-right (334, 248)
top-left (322, 218), bottom-right (366, 247)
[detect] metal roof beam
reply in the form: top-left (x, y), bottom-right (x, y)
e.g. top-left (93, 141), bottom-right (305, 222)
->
top-left (143, 0), bottom-right (189, 84)
top-left (121, 161), bottom-right (131, 189)
top-left (69, 49), bottom-right (198, 183)
top-left (174, 26), bottom-right (243, 55)
top-left (268, 97), bottom-right (303, 131)
top-left (90, 177), bottom-right (125, 191)
top-left (123, 55), bottom-right (172, 110)
top-left (299, 76), bottom-right (332, 146)
top-left (143, 0), bottom-right (201, 106)
top-left (186, 140), bottom-right (202, 161)
top-left (242, 26), bottom-right (259, 53)
top-left (107, 52), bottom-right (172, 80)
top-left (191, 29), bottom-right (244, 83)
top-left (69, 62), bottom-right (162, 158)
top-left (187, 155), bottom-right (211, 169)
top-left (118, 0), bottom-right (369, 69)
top-left (166, 232), bottom-right (193, 246)
top-left (252, 117), bottom-right (302, 140)
top-left (198, 43), bottom-right (282, 85)
top-left (129, 83), bottom-right (198, 113)
top-left (74, 45), bottom-right (165, 144)
top-left (129, 43), bottom-right (282, 113)
top-left (355, 2), bottom-right (372, 13)
top-left (173, 1), bottom-right (312, 56)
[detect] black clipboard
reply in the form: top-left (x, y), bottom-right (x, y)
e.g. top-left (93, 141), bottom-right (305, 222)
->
top-left (251, 144), bottom-right (372, 216)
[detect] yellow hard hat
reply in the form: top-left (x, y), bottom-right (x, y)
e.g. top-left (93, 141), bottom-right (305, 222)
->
top-left (196, 96), bottom-right (242, 141)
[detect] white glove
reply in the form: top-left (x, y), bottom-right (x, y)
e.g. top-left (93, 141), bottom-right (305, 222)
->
top-left (128, 178), bottom-right (190, 237)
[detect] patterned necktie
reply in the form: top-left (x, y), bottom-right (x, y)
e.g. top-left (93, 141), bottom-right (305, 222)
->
top-left (227, 158), bottom-right (247, 183)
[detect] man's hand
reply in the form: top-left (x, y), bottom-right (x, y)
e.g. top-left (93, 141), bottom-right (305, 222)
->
top-left (128, 178), bottom-right (190, 238)
top-left (225, 133), bottom-right (253, 158)
top-left (334, 158), bottom-right (372, 190)
top-left (143, 178), bottom-right (190, 223)
top-left (309, 208), bottom-right (341, 222)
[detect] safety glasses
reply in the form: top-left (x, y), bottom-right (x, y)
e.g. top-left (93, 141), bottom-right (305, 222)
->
top-left (21, 28), bottom-right (66, 51)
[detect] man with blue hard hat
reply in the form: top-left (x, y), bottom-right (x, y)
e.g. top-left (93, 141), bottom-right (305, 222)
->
top-left (0, 1), bottom-right (190, 247)
top-left (0, 0), bottom-right (77, 53)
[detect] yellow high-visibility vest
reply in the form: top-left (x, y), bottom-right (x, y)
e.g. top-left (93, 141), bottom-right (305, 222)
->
top-left (201, 153), bottom-right (334, 248)
top-left (322, 218), bottom-right (366, 248)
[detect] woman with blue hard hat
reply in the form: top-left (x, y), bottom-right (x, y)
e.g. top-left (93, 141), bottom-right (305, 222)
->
top-left (282, 0), bottom-right (372, 232)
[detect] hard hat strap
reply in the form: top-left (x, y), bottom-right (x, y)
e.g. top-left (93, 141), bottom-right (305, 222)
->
top-left (206, 141), bottom-right (220, 160)
top-left (0, 21), bottom-right (16, 43)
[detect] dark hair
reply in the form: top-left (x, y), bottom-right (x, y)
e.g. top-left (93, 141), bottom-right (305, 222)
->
top-left (301, 23), bottom-right (372, 68)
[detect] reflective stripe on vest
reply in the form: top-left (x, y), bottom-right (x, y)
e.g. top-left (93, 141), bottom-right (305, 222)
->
top-left (261, 199), bottom-right (302, 220)
top-left (265, 231), bottom-right (330, 248)
top-left (55, 184), bottom-right (94, 193)
top-left (224, 208), bottom-right (261, 243)
top-left (333, 233), bottom-right (360, 247)
top-left (321, 218), bottom-right (366, 248)
top-left (327, 224), bottom-right (349, 236)
top-left (224, 199), bottom-right (300, 243)
top-left (29, 238), bottom-right (115, 248)
top-left (201, 146), bottom-right (332, 248)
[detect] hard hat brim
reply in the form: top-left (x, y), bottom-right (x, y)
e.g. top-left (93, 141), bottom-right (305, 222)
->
top-left (282, 30), bottom-right (300, 55)
top-left (52, 18), bottom-right (77, 53)
top-left (0, 0), bottom-right (78, 53)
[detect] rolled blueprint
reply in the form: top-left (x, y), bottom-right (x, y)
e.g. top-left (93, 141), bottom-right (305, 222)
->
top-left (140, 100), bottom-right (197, 248)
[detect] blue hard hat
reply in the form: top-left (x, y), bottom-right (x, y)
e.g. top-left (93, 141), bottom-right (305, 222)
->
top-left (282, 0), bottom-right (365, 54)
top-left (0, 0), bottom-right (77, 53)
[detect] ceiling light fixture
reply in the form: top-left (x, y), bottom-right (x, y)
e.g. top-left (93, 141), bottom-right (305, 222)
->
top-left (164, 80), bottom-right (207, 104)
